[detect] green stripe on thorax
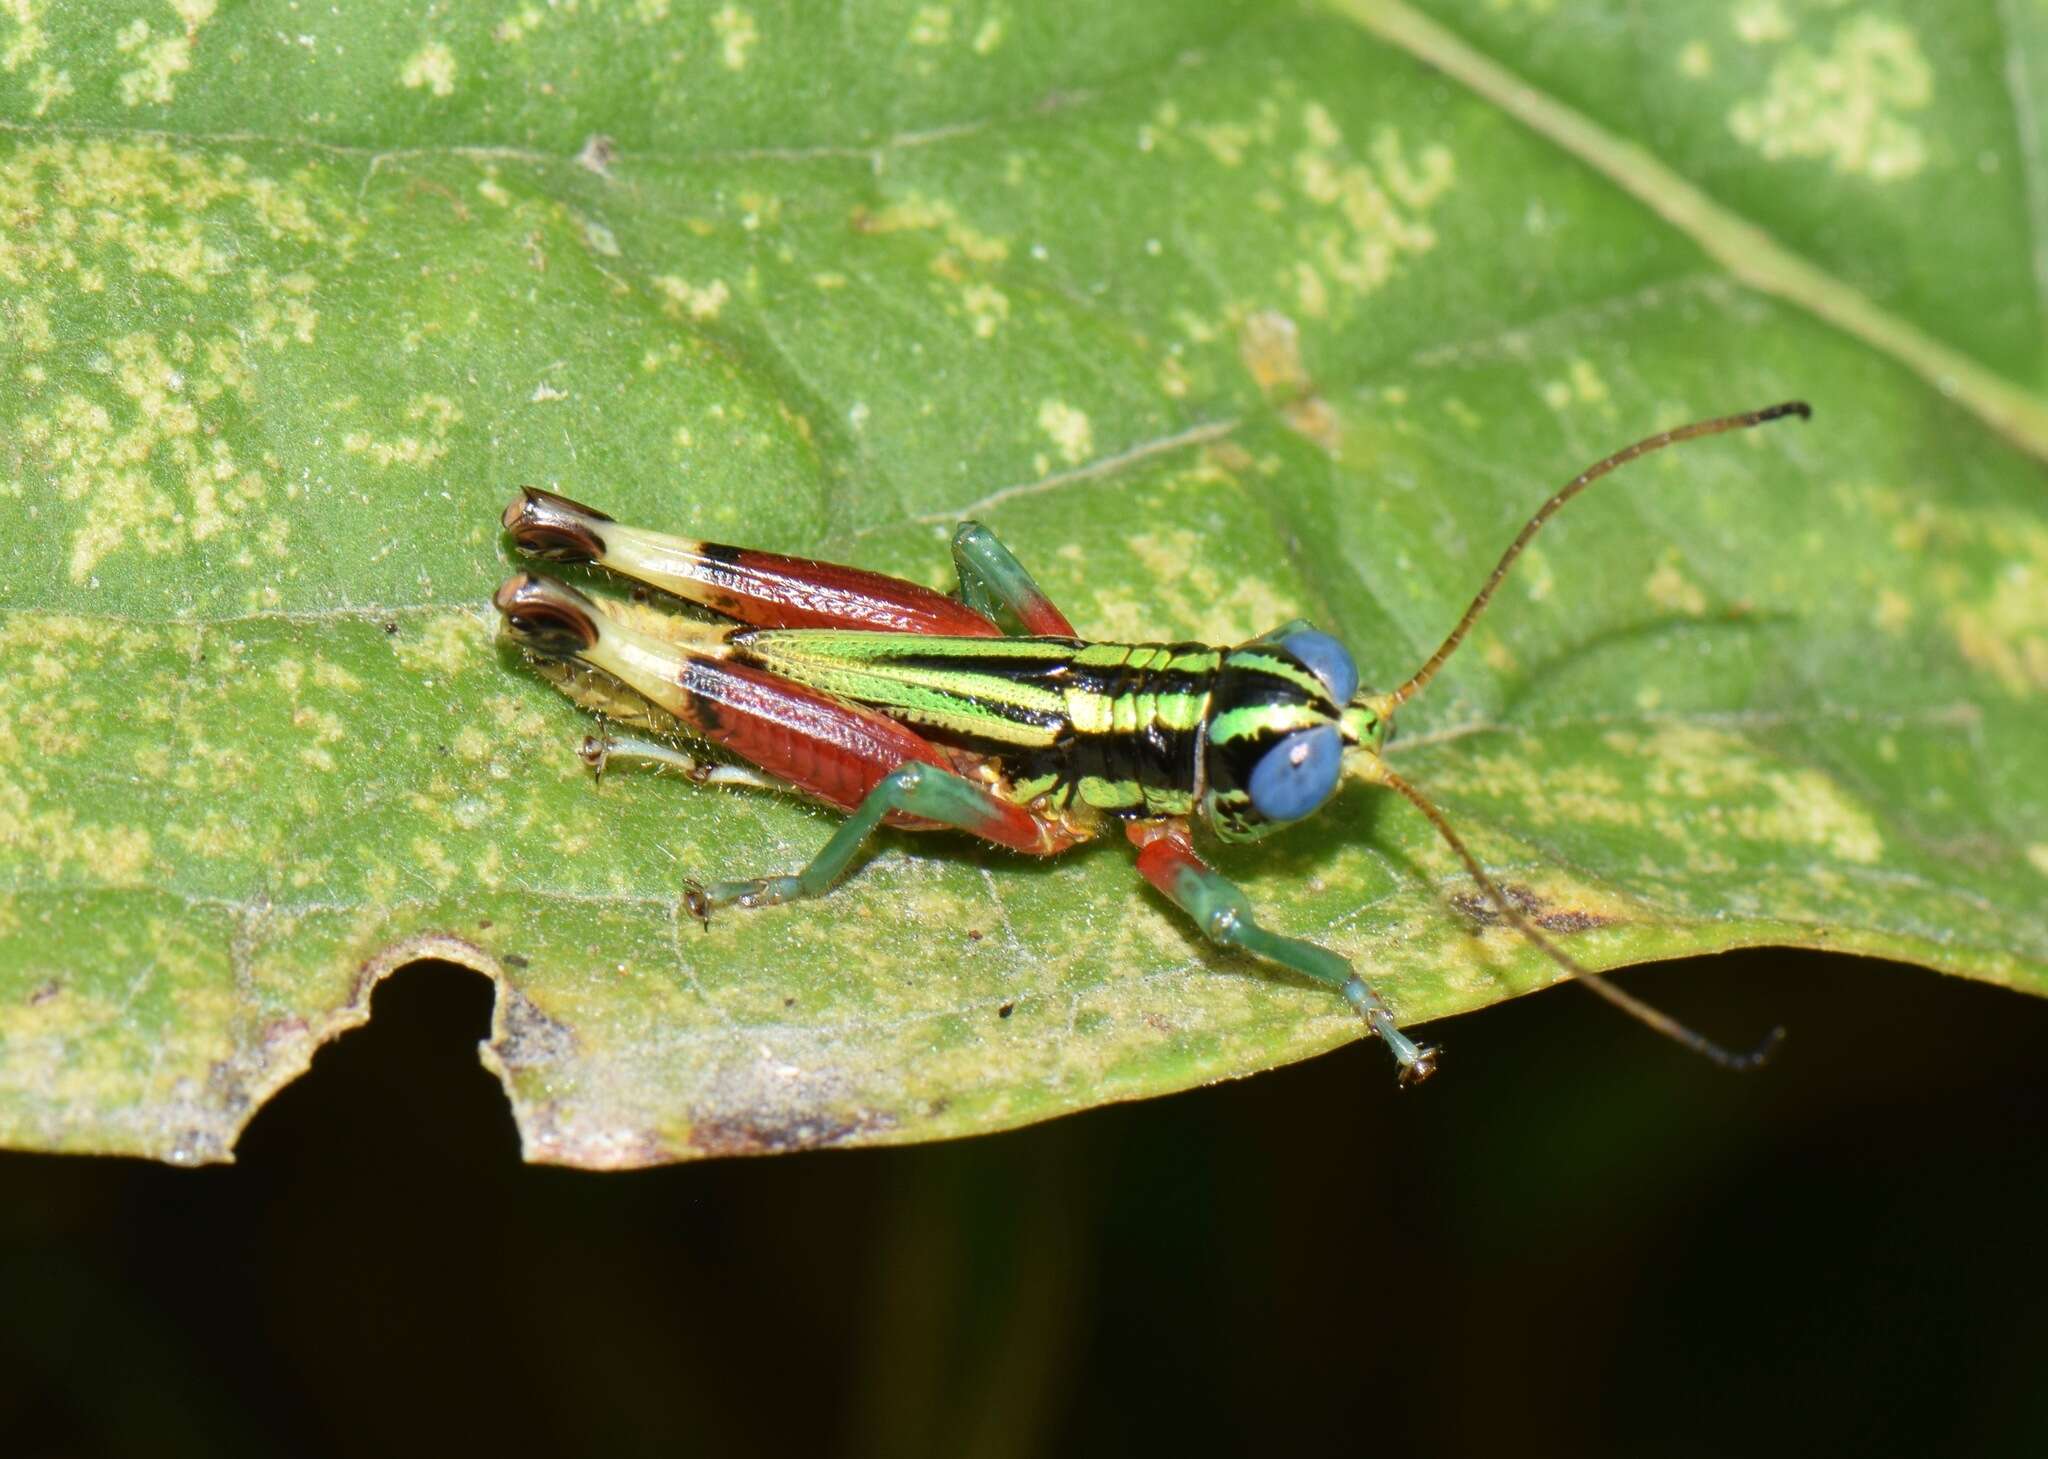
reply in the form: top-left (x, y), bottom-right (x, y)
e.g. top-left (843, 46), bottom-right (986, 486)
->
top-left (731, 630), bottom-right (1226, 764)
top-left (1217, 647), bottom-right (1326, 701)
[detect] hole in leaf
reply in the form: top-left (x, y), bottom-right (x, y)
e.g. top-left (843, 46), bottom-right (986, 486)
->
top-left (237, 958), bottom-right (517, 1168)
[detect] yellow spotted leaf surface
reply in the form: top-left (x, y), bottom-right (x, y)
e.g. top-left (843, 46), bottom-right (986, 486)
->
top-left (2, 0), bottom-right (2044, 1165)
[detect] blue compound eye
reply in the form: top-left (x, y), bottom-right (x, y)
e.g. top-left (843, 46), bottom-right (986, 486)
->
top-left (1280, 629), bottom-right (1358, 704)
top-left (1246, 725), bottom-right (1343, 822)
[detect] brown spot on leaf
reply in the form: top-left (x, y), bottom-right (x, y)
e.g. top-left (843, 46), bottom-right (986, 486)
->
top-left (261, 1016), bottom-right (308, 1049)
top-left (576, 134), bottom-right (618, 175)
top-left (1532, 908), bottom-right (1611, 934)
top-left (490, 985), bottom-right (574, 1071)
top-left (1450, 883), bottom-right (1615, 935)
top-left (687, 1108), bottom-right (889, 1157)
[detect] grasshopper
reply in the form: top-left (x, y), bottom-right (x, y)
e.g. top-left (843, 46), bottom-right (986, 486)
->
top-left (493, 402), bottom-right (1809, 1081)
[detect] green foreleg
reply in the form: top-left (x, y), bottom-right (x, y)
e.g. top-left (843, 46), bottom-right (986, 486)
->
top-left (1128, 822), bottom-right (1438, 1082)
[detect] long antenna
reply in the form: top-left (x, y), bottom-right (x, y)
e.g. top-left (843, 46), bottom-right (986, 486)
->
top-left (1373, 764), bottom-right (1784, 1070)
top-left (1384, 401), bottom-right (1810, 710)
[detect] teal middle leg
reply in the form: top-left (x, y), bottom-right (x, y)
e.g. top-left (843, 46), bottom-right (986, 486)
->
top-left (950, 521), bottom-right (1078, 637)
top-left (688, 761), bottom-right (1064, 921)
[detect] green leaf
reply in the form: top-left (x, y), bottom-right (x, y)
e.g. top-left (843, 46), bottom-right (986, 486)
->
top-left (3, 0), bottom-right (2043, 1166)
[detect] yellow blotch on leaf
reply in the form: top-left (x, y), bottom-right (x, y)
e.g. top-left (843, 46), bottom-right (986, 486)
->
top-left (394, 611), bottom-right (488, 680)
top-left (961, 282), bottom-right (1009, 339)
top-left (1036, 401), bottom-right (1093, 467)
top-left (494, 7), bottom-right (544, 44)
top-left (1615, 724), bottom-right (1885, 865)
top-left (0, 779), bottom-right (155, 883)
top-left (410, 837), bottom-right (462, 889)
top-left (341, 393), bottom-right (461, 470)
top-left (1733, 768), bottom-right (1884, 865)
top-left (856, 194), bottom-right (1010, 267)
top-left (1946, 562), bottom-right (2048, 696)
top-left (653, 275), bottom-right (730, 321)
top-left (712, 5), bottom-right (758, 70)
top-left (2, 1), bottom-right (49, 75)
top-left (1289, 121), bottom-right (1456, 301)
top-left (1238, 310), bottom-right (1313, 398)
top-left (167, 812), bottom-right (252, 859)
top-left (1645, 559), bottom-right (1709, 617)
top-left (29, 63), bottom-right (71, 116)
top-left (400, 41), bottom-right (459, 98)
top-left (1728, 16), bottom-right (1933, 180)
top-left (1732, 0), bottom-right (1792, 44)
top-left (1873, 587), bottom-right (1912, 635)
top-left (314, 659), bottom-right (363, 693)
top-left (7, 297), bottom-right (54, 352)
top-left (1236, 311), bottom-right (1340, 451)
top-left (116, 4), bottom-right (214, 109)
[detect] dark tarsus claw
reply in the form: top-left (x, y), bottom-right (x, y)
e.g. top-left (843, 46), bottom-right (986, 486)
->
top-left (1397, 1045), bottom-right (1441, 1088)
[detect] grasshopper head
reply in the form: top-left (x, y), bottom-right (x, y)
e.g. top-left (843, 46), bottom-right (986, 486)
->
top-left (1200, 629), bottom-right (1379, 843)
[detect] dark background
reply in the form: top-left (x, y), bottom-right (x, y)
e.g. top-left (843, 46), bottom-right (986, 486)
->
top-left (3, 948), bottom-right (2043, 1458)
